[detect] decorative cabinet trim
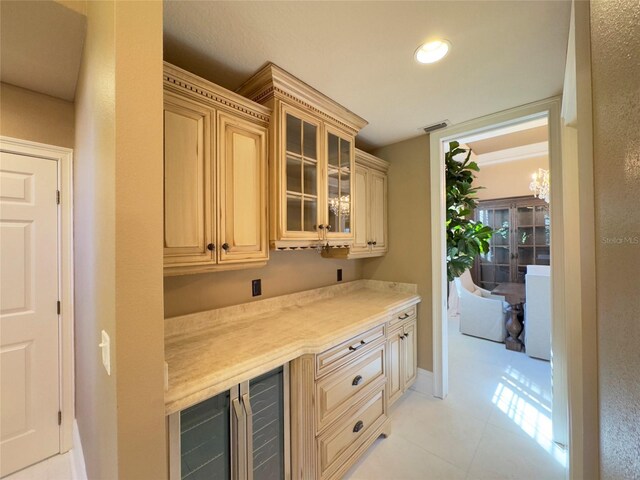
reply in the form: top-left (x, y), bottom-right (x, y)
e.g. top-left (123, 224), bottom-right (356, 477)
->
top-left (164, 62), bottom-right (270, 124)
top-left (236, 63), bottom-right (367, 135)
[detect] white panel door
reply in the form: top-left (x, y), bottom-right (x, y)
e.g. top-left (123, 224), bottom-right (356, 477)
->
top-left (0, 152), bottom-right (59, 477)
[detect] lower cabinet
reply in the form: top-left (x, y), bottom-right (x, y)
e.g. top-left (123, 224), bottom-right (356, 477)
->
top-left (170, 365), bottom-right (289, 480)
top-left (387, 312), bottom-right (418, 407)
top-left (290, 325), bottom-right (390, 480)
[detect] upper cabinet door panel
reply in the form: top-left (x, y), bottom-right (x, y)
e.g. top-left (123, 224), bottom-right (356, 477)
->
top-left (369, 171), bottom-right (387, 252)
top-left (325, 128), bottom-right (354, 239)
top-left (281, 104), bottom-right (322, 239)
top-left (218, 113), bottom-right (268, 264)
top-left (351, 165), bottom-right (369, 253)
top-left (163, 95), bottom-right (214, 265)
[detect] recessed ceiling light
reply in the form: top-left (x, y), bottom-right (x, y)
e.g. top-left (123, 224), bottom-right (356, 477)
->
top-left (415, 40), bottom-right (451, 64)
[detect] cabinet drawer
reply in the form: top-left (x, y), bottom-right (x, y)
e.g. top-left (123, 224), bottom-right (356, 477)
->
top-left (388, 304), bottom-right (416, 328)
top-left (316, 345), bottom-right (385, 433)
top-left (316, 324), bottom-right (385, 378)
top-left (317, 387), bottom-right (386, 479)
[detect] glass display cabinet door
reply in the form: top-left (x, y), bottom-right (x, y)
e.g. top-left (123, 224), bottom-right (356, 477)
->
top-left (176, 390), bottom-right (233, 480)
top-left (284, 111), bottom-right (319, 235)
top-left (326, 131), bottom-right (352, 236)
top-left (476, 206), bottom-right (511, 290)
top-left (516, 204), bottom-right (550, 280)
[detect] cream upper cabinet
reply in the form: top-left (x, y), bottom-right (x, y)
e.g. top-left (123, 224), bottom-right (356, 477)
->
top-left (324, 149), bottom-right (389, 259)
top-left (163, 94), bottom-right (213, 266)
top-left (163, 63), bottom-right (270, 275)
top-left (217, 112), bottom-right (268, 264)
top-left (237, 63), bottom-right (367, 249)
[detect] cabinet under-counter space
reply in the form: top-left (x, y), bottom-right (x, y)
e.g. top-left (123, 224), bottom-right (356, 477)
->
top-left (165, 280), bottom-right (420, 479)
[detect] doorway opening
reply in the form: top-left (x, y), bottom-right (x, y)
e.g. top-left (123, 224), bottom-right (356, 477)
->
top-left (429, 98), bottom-right (570, 474)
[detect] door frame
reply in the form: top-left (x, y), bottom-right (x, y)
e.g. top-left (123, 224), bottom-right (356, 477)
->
top-left (0, 136), bottom-right (75, 453)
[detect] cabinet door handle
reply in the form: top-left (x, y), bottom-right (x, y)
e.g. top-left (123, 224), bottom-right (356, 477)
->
top-left (349, 340), bottom-right (366, 352)
top-left (367, 241), bottom-right (372, 246)
top-left (398, 313), bottom-right (410, 320)
top-left (207, 243), bottom-right (215, 251)
top-left (352, 375), bottom-right (363, 386)
top-left (222, 243), bottom-right (230, 251)
top-left (404, 332), bottom-right (410, 338)
top-left (353, 420), bottom-right (364, 433)
top-left (241, 393), bottom-right (252, 416)
top-left (372, 241), bottom-right (377, 246)
top-left (399, 333), bottom-right (405, 340)
top-left (232, 397), bottom-right (243, 419)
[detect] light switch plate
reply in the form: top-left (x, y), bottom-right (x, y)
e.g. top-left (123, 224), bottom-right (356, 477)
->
top-left (99, 330), bottom-right (111, 375)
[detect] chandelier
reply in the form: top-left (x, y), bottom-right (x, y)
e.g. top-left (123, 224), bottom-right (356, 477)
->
top-left (328, 195), bottom-right (350, 216)
top-left (529, 168), bottom-right (550, 203)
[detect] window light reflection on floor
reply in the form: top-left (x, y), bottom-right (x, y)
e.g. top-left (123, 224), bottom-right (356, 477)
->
top-left (492, 365), bottom-right (567, 467)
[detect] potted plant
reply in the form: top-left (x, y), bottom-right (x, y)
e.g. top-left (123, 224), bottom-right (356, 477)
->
top-left (445, 141), bottom-right (493, 281)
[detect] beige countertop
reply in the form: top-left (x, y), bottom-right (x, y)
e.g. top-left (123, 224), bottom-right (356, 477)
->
top-left (164, 280), bottom-right (420, 415)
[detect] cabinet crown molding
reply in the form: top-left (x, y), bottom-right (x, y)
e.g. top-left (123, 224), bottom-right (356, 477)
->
top-left (163, 62), bottom-right (271, 124)
top-left (236, 62), bottom-right (368, 135)
top-left (356, 148), bottom-right (390, 172)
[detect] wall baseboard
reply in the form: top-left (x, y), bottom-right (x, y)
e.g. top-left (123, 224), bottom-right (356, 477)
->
top-left (410, 368), bottom-right (434, 396)
top-left (70, 420), bottom-right (87, 480)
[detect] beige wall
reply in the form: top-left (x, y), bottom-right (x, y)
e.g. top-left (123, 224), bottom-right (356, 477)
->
top-left (591, 1), bottom-right (640, 478)
top-left (362, 135), bottom-right (432, 371)
top-left (475, 155), bottom-right (548, 200)
top-left (165, 251), bottom-right (363, 317)
top-left (74, 1), bottom-right (166, 479)
top-left (0, 82), bottom-right (74, 148)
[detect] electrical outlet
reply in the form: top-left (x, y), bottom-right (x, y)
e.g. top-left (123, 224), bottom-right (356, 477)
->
top-left (252, 279), bottom-right (262, 297)
top-left (337, 269), bottom-right (343, 282)
top-left (99, 330), bottom-right (111, 375)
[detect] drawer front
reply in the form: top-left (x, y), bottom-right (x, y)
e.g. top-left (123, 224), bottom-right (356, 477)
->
top-left (316, 324), bottom-right (385, 378)
top-left (388, 304), bottom-right (417, 328)
top-left (316, 344), bottom-right (385, 433)
top-left (317, 387), bottom-right (386, 478)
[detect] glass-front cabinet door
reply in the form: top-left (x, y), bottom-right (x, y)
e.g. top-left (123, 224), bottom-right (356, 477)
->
top-left (476, 205), bottom-right (511, 290)
top-left (283, 108), bottom-right (320, 236)
top-left (325, 128), bottom-right (353, 239)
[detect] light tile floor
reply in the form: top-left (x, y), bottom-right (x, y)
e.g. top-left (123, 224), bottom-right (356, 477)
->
top-left (344, 315), bottom-right (566, 480)
top-left (4, 452), bottom-right (73, 480)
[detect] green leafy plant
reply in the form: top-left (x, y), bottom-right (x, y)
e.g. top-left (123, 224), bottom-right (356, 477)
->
top-left (446, 141), bottom-right (493, 281)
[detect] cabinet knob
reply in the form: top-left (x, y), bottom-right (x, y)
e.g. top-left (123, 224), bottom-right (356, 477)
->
top-left (352, 375), bottom-right (363, 386)
top-left (367, 241), bottom-right (373, 246)
top-left (353, 420), bottom-right (364, 433)
top-left (222, 243), bottom-right (230, 251)
top-left (372, 241), bottom-right (377, 246)
top-left (404, 332), bottom-right (410, 338)
top-left (207, 243), bottom-right (215, 251)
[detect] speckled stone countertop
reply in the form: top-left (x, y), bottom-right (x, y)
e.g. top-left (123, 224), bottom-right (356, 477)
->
top-left (164, 280), bottom-right (420, 415)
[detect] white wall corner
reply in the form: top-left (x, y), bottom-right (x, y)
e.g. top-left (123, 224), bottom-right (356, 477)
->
top-left (409, 368), bottom-right (434, 396)
top-left (70, 420), bottom-right (87, 480)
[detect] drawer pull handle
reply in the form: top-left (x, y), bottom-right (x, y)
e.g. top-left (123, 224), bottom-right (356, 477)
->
top-left (353, 420), bottom-right (364, 433)
top-left (398, 313), bottom-right (410, 320)
top-left (352, 375), bottom-right (363, 386)
top-left (404, 332), bottom-right (410, 338)
top-left (349, 340), bottom-right (366, 352)
top-left (399, 333), bottom-right (405, 340)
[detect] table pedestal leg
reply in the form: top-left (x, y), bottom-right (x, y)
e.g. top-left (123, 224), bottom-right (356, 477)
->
top-left (505, 304), bottom-right (524, 352)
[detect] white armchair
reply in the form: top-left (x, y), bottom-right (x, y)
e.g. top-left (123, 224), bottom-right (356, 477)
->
top-left (524, 265), bottom-right (551, 361)
top-left (454, 270), bottom-right (508, 342)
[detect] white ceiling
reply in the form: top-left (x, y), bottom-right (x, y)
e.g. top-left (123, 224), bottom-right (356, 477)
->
top-left (164, 0), bottom-right (571, 150)
top-left (0, 1), bottom-right (86, 101)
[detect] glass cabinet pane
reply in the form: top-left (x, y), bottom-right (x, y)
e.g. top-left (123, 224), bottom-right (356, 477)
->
top-left (284, 113), bottom-right (318, 233)
top-left (285, 114), bottom-right (301, 155)
top-left (250, 367), bottom-right (285, 480)
top-left (518, 227), bottom-right (533, 245)
top-left (517, 206), bottom-right (534, 226)
top-left (286, 195), bottom-right (302, 231)
top-left (303, 123), bottom-right (317, 159)
top-left (286, 157), bottom-right (301, 194)
top-left (326, 133), bottom-right (352, 234)
top-left (180, 391), bottom-right (230, 480)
